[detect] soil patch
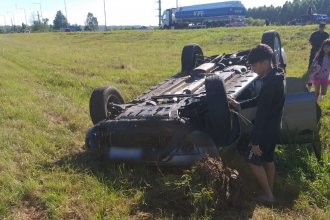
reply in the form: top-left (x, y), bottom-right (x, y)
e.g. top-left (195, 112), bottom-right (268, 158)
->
top-left (10, 192), bottom-right (47, 220)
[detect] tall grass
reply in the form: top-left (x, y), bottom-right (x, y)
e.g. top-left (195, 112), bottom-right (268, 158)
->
top-left (0, 26), bottom-right (329, 219)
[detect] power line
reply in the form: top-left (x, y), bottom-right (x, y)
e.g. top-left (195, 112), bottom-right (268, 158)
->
top-left (16, 5), bottom-right (28, 25)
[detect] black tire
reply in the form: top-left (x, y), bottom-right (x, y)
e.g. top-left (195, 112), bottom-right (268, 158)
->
top-left (181, 44), bottom-right (203, 74)
top-left (261, 30), bottom-right (285, 68)
top-left (205, 75), bottom-right (232, 146)
top-left (89, 86), bottom-right (124, 124)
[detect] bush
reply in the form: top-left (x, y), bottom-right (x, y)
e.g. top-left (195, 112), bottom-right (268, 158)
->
top-left (246, 17), bottom-right (266, 26)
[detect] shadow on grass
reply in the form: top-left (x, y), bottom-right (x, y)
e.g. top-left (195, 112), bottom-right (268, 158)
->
top-left (44, 147), bottom-right (258, 218)
top-left (275, 142), bottom-right (329, 208)
top-left (44, 140), bottom-right (328, 218)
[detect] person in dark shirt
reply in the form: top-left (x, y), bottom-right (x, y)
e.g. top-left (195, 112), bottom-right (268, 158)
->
top-left (228, 44), bottom-right (285, 204)
top-left (309, 23), bottom-right (329, 69)
top-left (307, 5), bottom-right (312, 17)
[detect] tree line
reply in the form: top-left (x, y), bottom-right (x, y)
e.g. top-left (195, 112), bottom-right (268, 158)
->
top-left (247, 0), bottom-right (330, 25)
top-left (0, 10), bottom-right (99, 33)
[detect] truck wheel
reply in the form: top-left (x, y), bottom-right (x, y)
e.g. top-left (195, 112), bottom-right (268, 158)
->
top-left (181, 44), bottom-right (203, 74)
top-left (205, 75), bottom-right (232, 146)
top-left (261, 31), bottom-right (285, 69)
top-left (89, 86), bottom-right (124, 124)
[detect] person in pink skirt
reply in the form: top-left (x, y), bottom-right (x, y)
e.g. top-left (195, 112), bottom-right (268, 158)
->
top-left (308, 39), bottom-right (330, 101)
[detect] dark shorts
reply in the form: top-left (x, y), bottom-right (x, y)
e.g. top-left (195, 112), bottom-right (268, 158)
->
top-left (243, 142), bottom-right (276, 166)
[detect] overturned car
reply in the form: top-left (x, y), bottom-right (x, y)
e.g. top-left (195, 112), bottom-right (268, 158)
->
top-left (86, 31), bottom-right (320, 166)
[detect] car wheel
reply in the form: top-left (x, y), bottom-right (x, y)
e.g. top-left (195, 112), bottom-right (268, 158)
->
top-left (205, 75), bottom-right (232, 146)
top-left (261, 31), bottom-right (285, 69)
top-left (181, 44), bottom-right (203, 74)
top-left (89, 86), bottom-right (124, 124)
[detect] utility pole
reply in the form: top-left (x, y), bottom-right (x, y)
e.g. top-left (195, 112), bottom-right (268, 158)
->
top-left (176, 0), bottom-right (179, 8)
top-left (103, 0), bottom-right (107, 31)
top-left (158, 0), bottom-right (161, 28)
top-left (7, 11), bottom-right (15, 31)
top-left (33, 3), bottom-right (43, 20)
top-left (37, 11), bottom-right (40, 24)
top-left (64, 0), bottom-right (68, 26)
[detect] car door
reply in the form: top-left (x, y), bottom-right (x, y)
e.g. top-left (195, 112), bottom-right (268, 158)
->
top-left (280, 77), bottom-right (319, 144)
top-left (238, 77), bottom-right (319, 144)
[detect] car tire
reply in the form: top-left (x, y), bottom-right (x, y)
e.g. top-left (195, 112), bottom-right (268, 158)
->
top-left (181, 44), bottom-right (203, 74)
top-left (205, 75), bottom-right (232, 146)
top-left (261, 31), bottom-right (285, 69)
top-left (89, 86), bottom-right (124, 124)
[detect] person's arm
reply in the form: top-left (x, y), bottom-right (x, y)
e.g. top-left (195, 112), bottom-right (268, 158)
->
top-left (239, 96), bottom-right (259, 109)
top-left (228, 95), bottom-right (258, 110)
top-left (250, 85), bottom-right (275, 145)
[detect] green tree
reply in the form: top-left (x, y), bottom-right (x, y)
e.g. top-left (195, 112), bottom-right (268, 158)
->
top-left (247, 0), bottom-right (330, 25)
top-left (71, 24), bottom-right (82, 31)
top-left (21, 23), bottom-right (27, 31)
top-left (42, 18), bottom-right (49, 26)
top-left (53, 10), bottom-right (68, 30)
top-left (84, 12), bottom-right (98, 31)
top-left (31, 17), bottom-right (50, 32)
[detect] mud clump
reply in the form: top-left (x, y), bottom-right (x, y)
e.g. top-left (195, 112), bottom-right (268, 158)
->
top-left (135, 155), bottom-right (242, 217)
top-left (193, 155), bottom-right (242, 208)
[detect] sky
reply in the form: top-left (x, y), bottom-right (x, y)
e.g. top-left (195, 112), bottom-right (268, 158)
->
top-left (0, 0), bottom-right (292, 26)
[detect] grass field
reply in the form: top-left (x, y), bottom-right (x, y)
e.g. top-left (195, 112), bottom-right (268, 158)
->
top-left (0, 26), bottom-right (329, 219)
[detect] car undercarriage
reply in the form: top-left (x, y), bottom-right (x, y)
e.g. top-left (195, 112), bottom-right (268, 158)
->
top-left (86, 30), bottom-right (321, 165)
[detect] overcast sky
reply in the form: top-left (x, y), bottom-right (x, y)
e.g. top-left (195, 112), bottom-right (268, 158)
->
top-left (0, 0), bottom-right (292, 26)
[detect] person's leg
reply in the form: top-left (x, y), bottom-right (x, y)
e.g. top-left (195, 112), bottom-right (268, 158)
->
top-left (314, 83), bottom-right (321, 100)
top-left (263, 143), bottom-right (276, 192)
top-left (320, 82), bottom-right (328, 97)
top-left (263, 162), bottom-right (275, 191)
top-left (309, 49), bottom-right (316, 69)
top-left (248, 163), bottom-right (274, 201)
top-left (307, 83), bottom-right (312, 92)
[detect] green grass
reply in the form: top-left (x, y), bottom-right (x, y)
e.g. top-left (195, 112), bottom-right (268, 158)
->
top-left (0, 26), bottom-right (329, 219)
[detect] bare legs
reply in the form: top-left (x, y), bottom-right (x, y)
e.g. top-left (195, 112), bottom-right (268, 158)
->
top-left (263, 162), bottom-right (275, 191)
top-left (315, 84), bottom-right (321, 101)
top-left (313, 83), bottom-right (328, 102)
top-left (248, 162), bottom-right (275, 201)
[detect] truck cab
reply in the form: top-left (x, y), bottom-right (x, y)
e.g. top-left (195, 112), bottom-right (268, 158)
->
top-left (162, 9), bottom-right (176, 29)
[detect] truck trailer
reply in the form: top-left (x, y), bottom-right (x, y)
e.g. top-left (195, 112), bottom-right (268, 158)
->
top-left (162, 1), bottom-right (246, 29)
